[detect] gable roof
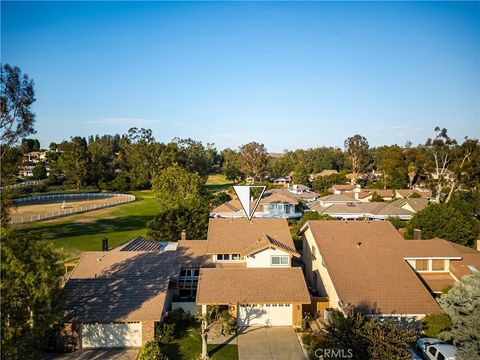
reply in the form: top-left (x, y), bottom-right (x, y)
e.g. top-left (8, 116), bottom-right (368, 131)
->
top-left (206, 218), bottom-right (295, 254)
top-left (239, 234), bottom-right (299, 257)
top-left (390, 198), bottom-right (429, 213)
top-left (319, 194), bottom-right (358, 202)
top-left (302, 221), bottom-right (442, 315)
top-left (396, 189), bottom-right (432, 198)
top-left (331, 184), bottom-right (356, 191)
top-left (196, 267), bottom-right (310, 304)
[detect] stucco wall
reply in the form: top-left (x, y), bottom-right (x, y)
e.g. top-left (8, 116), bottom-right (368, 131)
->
top-left (246, 248), bottom-right (291, 268)
top-left (303, 227), bottom-right (341, 310)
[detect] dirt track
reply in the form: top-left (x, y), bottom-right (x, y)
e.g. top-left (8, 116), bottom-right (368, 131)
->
top-left (11, 196), bottom-right (118, 222)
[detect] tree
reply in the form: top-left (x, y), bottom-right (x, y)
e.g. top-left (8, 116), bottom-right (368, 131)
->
top-left (422, 313), bottom-right (452, 338)
top-left (344, 135), bottom-right (370, 182)
top-left (210, 191), bottom-right (232, 208)
top-left (311, 173), bottom-right (348, 195)
top-left (197, 306), bottom-right (221, 360)
top-left (406, 202), bottom-right (478, 246)
top-left (373, 145), bottom-right (407, 189)
top-left (151, 165), bottom-right (207, 212)
top-left (319, 309), bottom-right (416, 360)
top-left (370, 192), bottom-right (384, 202)
top-left (19, 138), bottom-right (40, 153)
top-left (424, 128), bottom-right (458, 202)
top-left (87, 135), bottom-right (117, 186)
top-left (1, 230), bottom-right (64, 359)
top-left (0, 64), bottom-right (36, 159)
top-left (221, 148), bottom-right (242, 182)
top-left (137, 339), bottom-right (168, 360)
top-left (146, 205), bottom-right (209, 242)
top-left (438, 273), bottom-right (480, 360)
top-left (174, 138), bottom-right (211, 178)
top-left (58, 136), bottom-right (89, 189)
top-left (32, 164), bottom-right (47, 179)
top-left (292, 162), bottom-right (310, 185)
top-left (239, 142), bottom-right (268, 181)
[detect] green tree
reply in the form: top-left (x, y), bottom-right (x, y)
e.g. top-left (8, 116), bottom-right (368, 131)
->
top-left (373, 145), bottom-right (407, 189)
top-left (146, 205), bottom-right (209, 242)
top-left (221, 148), bottom-right (242, 182)
top-left (58, 136), bottom-right (89, 189)
top-left (87, 135), bottom-right (117, 186)
top-left (438, 273), bottom-right (480, 360)
top-left (311, 173), bottom-right (348, 195)
top-left (369, 192), bottom-right (384, 202)
top-left (292, 162), bottom-right (310, 185)
top-left (344, 135), bottom-right (370, 182)
top-left (174, 137), bottom-right (211, 178)
top-left (32, 164), bottom-right (47, 179)
top-left (422, 313), bottom-right (452, 338)
top-left (1, 64), bottom-right (36, 159)
top-left (152, 165), bottom-right (207, 212)
top-left (406, 202), bottom-right (478, 246)
top-left (19, 138), bottom-right (40, 153)
top-left (239, 142), bottom-right (268, 181)
top-left (1, 230), bottom-right (64, 359)
top-left (210, 191), bottom-right (232, 208)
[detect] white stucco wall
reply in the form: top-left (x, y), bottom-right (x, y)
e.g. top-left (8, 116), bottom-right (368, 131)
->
top-left (246, 248), bottom-right (291, 268)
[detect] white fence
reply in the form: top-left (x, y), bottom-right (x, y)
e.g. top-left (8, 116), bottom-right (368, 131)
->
top-left (1, 179), bottom-right (47, 191)
top-left (11, 193), bottom-right (136, 224)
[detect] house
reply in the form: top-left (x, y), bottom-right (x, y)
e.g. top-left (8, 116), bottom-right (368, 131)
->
top-left (310, 201), bottom-right (415, 220)
top-left (63, 237), bottom-right (208, 349)
top-left (390, 198), bottom-right (430, 213)
top-left (330, 184), bottom-right (358, 194)
top-left (430, 168), bottom-right (455, 181)
top-left (210, 192), bottom-right (302, 219)
top-left (270, 176), bottom-right (291, 185)
top-left (309, 194), bottom-right (361, 209)
top-left (23, 151), bottom-right (47, 164)
top-left (196, 218), bottom-right (310, 327)
top-left (63, 219), bottom-right (311, 349)
top-left (300, 221), bottom-right (480, 318)
top-left (309, 169), bottom-right (338, 182)
top-left (268, 185), bottom-right (319, 202)
top-left (395, 189), bottom-right (432, 199)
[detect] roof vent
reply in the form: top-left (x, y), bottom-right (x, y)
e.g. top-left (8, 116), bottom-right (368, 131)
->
top-left (357, 242), bottom-right (362, 248)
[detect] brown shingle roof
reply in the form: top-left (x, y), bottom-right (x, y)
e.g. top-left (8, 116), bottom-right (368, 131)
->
top-left (390, 198), bottom-right (430, 213)
top-left (196, 267), bottom-right (310, 304)
top-left (206, 218), bottom-right (295, 254)
top-left (239, 234), bottom-right (299, 257)
top-left (304, 221), bottom-right (442, 315)
top-left (331, 184), bottom-right (356, 191)
top-left (396, 189), bottom-right (432, 198)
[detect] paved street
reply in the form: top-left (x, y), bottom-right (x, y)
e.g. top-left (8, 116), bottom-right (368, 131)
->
top-left (42, 348), bottom-right (140, 360)
top-left (237, 327), bottom-right (306, 360)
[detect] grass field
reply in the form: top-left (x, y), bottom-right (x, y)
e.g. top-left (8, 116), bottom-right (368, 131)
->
top-left (206, 174), bottom-right (234, 194)
top-left (15, 191), bottom-right (158, 260)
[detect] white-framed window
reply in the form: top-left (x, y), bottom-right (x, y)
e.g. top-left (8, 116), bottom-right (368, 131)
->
top-left (271, 255), bottom-right (289, 266)
top-left (215, 254), bottom-right (242, 262)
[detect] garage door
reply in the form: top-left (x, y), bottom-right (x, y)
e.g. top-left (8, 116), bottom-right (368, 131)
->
top-left (81, 322), bottom-right (142, 348)
top-left (238, 304), bottom-right (292, 326)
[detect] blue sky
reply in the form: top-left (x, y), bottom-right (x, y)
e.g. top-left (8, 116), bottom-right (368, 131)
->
top-left (2, 1), bottom-right (479, 151)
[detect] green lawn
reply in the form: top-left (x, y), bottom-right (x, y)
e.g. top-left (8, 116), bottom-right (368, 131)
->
top-left (205, 174), bottom-right (234, 194)
top-left (163, 334), bottom-right (238, 360)
top-left (15, 191), bottom-right (159, 259)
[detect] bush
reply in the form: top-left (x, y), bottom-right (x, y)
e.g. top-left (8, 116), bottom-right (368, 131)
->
top-left (32, 164), bottom-right (47, 180)
top-left (110, 172), bottom-right (131, 191)
top-left (422, 313), bottom-right (452, 338)
top-left (137, 339), bottom-right (168, 360)
top-left (220, 310), bottom-right (237, 335)
top-left (388, 216), bottom-right (406, 229)
top-left (156, 323), bottom-right (175, 344)
top-left (369, 192), bottom-right (384, 202)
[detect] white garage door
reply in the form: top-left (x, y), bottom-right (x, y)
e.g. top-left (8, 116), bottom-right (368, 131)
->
top-left (81, 322), bottom-right (142, 348)
top-left (238, 304), bottom-right (292, 326)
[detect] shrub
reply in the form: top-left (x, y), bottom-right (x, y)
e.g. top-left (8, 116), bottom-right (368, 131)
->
top-left (137, 339), bottom-right (168, 360)
top-left (388, 216), bottom-right (406, 229)
top-left (220, 310), bottom-right (237, 335)
top-left (156, 323), bottom-right (175, 344)
top-left (32, 164), bottom-right (47, 180)
top-left (422, 314), bottom-right (452, 338)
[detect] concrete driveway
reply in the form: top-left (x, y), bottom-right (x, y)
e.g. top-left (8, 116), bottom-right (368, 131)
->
top-left (42, 348), bottom-right (139, 360)
top-left (237, 327), bottom-right (306, 360)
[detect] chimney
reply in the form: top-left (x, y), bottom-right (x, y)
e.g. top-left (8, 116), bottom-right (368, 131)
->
top-left (181, 229), bottom-right (187, 241)
top-left (356, 241), bottom-right (362, 249)
top-left (102, 238), bottom-right (108, 252)
top-left (354, 192), bottom-right (359, 200)
top-left (413, 229), bottom-right (422, 240)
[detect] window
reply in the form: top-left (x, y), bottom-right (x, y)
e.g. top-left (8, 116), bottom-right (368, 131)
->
top-left (271, 255), bottom-right (289, 265)
top-left (311, 245), bottom-right (317, 259)
top-left (428, 347), bottom-right (437, 356)
top-left (432, 259), bottom-right (445, 271)
top-left (216, 254), bottom-right (241, 262)
top-left (217, 254), bottom-right (223, 261)
top-left (416, 260), bottom-right (428, 271)
top-left (232, 254), bottom-right (240, 260)
top-left (437, 352), bottom-right (445, 360)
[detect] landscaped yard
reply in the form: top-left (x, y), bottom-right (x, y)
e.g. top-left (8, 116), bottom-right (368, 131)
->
top-left (14, 191), bottom-right (159, 260)
top-left (206, 174), bottom-right (234, 194)
top-left (163, 334), bottom-right (238, 360)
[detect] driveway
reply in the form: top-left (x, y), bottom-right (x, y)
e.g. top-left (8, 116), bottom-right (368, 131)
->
top-left (237, 327), bottom-right (306, 360)
top-left (42, 348), bottom-right (139, 360)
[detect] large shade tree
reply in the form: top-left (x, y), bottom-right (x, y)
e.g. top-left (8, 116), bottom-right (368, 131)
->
top-left (344, 134), bottom-right (370, 182)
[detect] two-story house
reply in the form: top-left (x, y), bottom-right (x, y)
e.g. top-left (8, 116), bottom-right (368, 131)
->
top-left (300, 220), bottom-right (480, 319)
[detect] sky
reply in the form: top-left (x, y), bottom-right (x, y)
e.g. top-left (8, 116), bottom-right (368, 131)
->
top-left (1, 1), bottom-right (479, 152)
